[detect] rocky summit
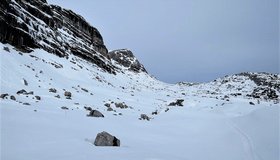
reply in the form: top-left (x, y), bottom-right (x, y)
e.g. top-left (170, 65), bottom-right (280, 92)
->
top-left (109, 49), bottom-right (147, 73)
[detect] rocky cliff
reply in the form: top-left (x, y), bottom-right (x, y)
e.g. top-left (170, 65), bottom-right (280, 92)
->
top-left (0, 0), bottom-right (148, 74)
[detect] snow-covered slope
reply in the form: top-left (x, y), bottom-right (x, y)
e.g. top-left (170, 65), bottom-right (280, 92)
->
top-left (1, 43), bottom-right (279, 160)
top-left (1, 0), bottom-right (279, 159)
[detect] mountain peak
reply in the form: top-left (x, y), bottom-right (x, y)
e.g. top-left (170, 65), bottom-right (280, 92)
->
top-left (109, 49), bottom-right (147, 73)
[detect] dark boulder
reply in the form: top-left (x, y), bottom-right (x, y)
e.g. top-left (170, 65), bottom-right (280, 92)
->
top-left (140, 114), bottom-right (151, 121)
top-left (35, 96), bottom-right (41, 100)
top-left (10, 95), bottom-right (16, 100)
top-left (49, 88), bottom-right (57, 93)
top-left (17, 89), bottom-right (27, 95)
top-left (84, 106), bottom-right (93, 111)
top-left (0, 93), bottom-right (9, 99)
top-left (64, 91), bottom-right (72, 98)
top-left (107, 107), bottom-right (113, 111)
top-left (87, 110), bottom-right (104, 118)
top-left (115, 102), bottom-right (128, 109)
top-left (94, 131), bottom-right (120, 147)
top-left (61, 106), bottom-right (69, 110)
top-left (23, 79), bottom-right (28, 86)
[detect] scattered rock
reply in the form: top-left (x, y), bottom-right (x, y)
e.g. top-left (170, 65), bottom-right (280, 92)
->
top-left (10, 95), bottom-right (16, 100)
top-left (35, 96), bottom-right (41, 100)
top-left (17, 89), bottom-right (27, 95)
top-left (139, 114), bottom-right (150, 121)
top-left (23, 79), bottom-right (28, 86)
top-left (27, 91), bottom-right (34, 95)
top-left (168, 99), bottom-right (184, 106)
top-left (23, 102), bottom-right (30, 105)
top-left (104, 103), bottom-right (111, 108)
top-left (64, 91), bottom-right (72, 99)
top-left (84, 106), bottom-right (92, 111)
top-left (94, 131), bottom-right (120, 147)
top-left (81, 88), bottom-right (88, 92)
top-left (0, 93), bottom-right (9, 99)
top-left (115, 102), bottom-right (128, 109)
top-left (249, 102), bottom-right (255, 105)
top-left (165, 108), bottom-right (170, 112)
top-left (49, 88), bottom-right (57, 93)
top-left (107, 107), bottom-right (113, 111)
top-left (55, 94), bottom-right (60, 98)
top-left (152, 110), bottom-right (158, 115)
top-left (61, 106), bottom-right (69, 110)
top-left (87, 110), bottom-right (104, 117)
top-left (3, 46), bottom-right (10, 52)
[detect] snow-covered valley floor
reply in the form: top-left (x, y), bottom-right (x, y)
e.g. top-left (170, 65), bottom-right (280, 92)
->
top-left (1, 43), bottom-right (279, 160)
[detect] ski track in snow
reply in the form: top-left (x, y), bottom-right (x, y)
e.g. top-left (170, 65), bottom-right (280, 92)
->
top-left (226, 119), bottom-right (260, 160)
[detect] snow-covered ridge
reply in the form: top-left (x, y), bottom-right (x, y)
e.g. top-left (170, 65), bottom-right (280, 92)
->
top-left (179, 72), bottom-right (280, 103)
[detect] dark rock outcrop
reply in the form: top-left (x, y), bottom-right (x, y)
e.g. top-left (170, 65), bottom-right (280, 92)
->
top-left (109, 49), bottom-right (147, 73)
top-left (94, 131), bottom-right (120, 147)
top-left (168, 99), bottom-right (184, 106)
top-left (0, 0), bottom-right (115, 74)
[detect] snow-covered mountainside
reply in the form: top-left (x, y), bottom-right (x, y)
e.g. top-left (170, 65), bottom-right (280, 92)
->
top-left (1, 0), bottom-right (279, 160)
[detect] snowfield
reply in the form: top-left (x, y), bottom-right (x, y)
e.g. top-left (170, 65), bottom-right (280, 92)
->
top-left (0, 43), bottom-right (279, 160)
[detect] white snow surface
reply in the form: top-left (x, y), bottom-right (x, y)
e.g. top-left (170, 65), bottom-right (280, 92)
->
top-left (0, 43), bottom-right (279, 160)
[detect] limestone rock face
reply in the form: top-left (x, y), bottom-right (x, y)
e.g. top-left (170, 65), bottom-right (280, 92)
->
top-left (0, 0), bottom-right (115, 74)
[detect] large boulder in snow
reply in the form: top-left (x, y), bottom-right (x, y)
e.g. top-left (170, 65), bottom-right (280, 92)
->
top-left (94, 131), bottom-right (120, 147)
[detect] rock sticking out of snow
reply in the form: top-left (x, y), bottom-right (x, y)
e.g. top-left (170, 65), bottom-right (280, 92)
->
top-left (94, 131), bottom-right (120, 147)
top-left (168, 99), bottom-right (184, 106)
top-left (87, 110), bottom-right (104, 118)
top-left (140, 114), bottom-right (151, 121)
top-left (115, 102), bottom-right (128, 109)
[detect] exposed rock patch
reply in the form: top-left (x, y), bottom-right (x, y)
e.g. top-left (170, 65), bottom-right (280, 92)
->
top-left (109, 49), bottom-right (147, 73)
top-left (168, 99), bottom-right (184, 106)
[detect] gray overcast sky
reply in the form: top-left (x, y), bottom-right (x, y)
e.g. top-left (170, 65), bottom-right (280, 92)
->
top-left (48, 0), bottom-right (279, 83)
